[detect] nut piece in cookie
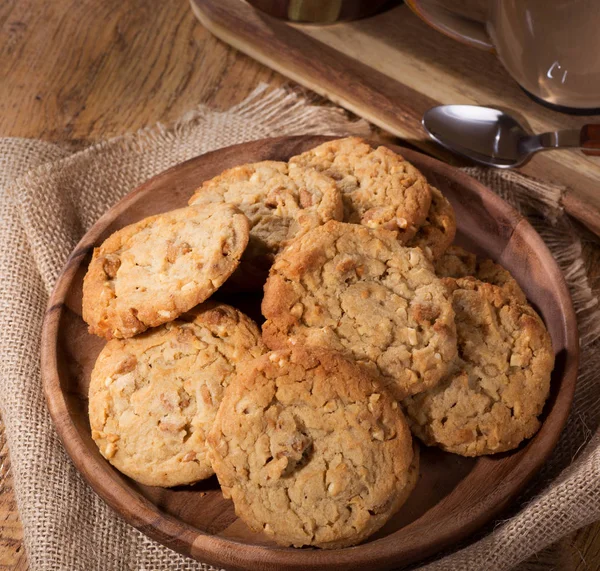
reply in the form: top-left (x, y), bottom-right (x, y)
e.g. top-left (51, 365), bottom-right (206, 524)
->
top-left (435, 245), bottom-right (527, 303)
top-left (403, 278), bottom-right (554, 456)
top-left (207, 347), bottom-right (418, 549)
top-left (262, 221), bottom-right (457, 399)
top-left (189, 161), bottom-right (343, 289)
top-left (82, 203), bottom-right (249, 339)
top-left (89, 302), bottom-right (267, 487)
top-left (288, 137), bottom-right (432, 242)
top-left (407, 186), bottom-right (456, 260)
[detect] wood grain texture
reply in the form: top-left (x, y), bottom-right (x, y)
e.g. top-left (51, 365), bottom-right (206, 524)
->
top-left (0, 418), bottom-right (27, 571)
top-left (1, 0), bottom-right (599, 568)
top-left (0, 0), bottom-right (284, 142)
top-left (40, 136), bottom-right (578, 571)
top-left (190, 0), bottom-right (600, 237)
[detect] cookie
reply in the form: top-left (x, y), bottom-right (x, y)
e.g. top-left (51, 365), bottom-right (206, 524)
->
top-left (207, 347), bottom-right (417, 549)
top-left (403, 278), bottom-right (554, 456)
top-left (406, 186), bottom-right (456, 260)
top-left (89, 302), bottom-right (267, 487)
top-left (82, 203), bottom-right (249, 339)
top-left (262, 221), bottom-right (457, 399)
top-left (435, 246), bottom-right (526, 303)
top-left (475, 259), bottom-right (527, 303)
top-left (434, 245), bottom-right (477, 278)
top-left (288, 137), bottom-right (431, 242)
top-left (188, 161), bottom-right (343, 289)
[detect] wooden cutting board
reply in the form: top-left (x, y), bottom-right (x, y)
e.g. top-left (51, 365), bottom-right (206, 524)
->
top-left (190, 0), bottom-right (600, 236)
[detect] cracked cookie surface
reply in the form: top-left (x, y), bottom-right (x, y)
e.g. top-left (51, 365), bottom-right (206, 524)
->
top-left (435, 245), bottom-right (526, 303)
top-left (403, 277), bottom-right (554, 456)
top-left (288, 137), bottom-right (431, 242)
top-left (83, 203), bottom-right (249, 339)
top-left (189, 161), bottom-right (343, 289)
top-left (262, 221), bottom-right (457, 399)
top-left (207, 347), bottom-right (417, 548)
top-left (89, 302), bottom-right (266, 487)
top-left (407, 186), bottom-right (456, 260)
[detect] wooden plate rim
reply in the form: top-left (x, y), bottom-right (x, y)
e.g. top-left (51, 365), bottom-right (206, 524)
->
top-left (41, 135), bottom-right (579, 571)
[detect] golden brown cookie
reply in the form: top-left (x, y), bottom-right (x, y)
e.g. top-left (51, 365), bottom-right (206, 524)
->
top-left (435, 246), bottom-right (526, 303)
top-left (89, 302), bottom-right (267, 487)
top-left (207, 347), bottom-right (418, 549)
top-left (188, 161), bottom-right (342, 289)
top-left (475, 259), bottom-right (527, 303)
top-left (288, 137), bottom-right (431, 242)
top-left (262, 221), bottom-right (457, 399)
top-left (407, 186), bottom-right (456, 260)
top-left (434, 245), bottom-right (477, 278)
top-left (403, 278), bottom-right (554, 456)
top-left (82, 204), bottom-right (249, 339)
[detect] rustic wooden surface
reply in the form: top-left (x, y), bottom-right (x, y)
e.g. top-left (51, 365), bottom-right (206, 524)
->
top-left (0, 0), bottom-right (599, 569)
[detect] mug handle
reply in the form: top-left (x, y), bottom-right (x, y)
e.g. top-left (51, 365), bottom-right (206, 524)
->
top-left (405, 0), bottom-right (494, 52)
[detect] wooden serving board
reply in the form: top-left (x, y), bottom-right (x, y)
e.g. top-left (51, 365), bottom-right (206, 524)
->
top-left (190, 0), bottom-right (600, 235)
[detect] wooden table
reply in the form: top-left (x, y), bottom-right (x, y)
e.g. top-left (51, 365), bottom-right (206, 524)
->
top-left (0, 0), bottom-right (599, 569)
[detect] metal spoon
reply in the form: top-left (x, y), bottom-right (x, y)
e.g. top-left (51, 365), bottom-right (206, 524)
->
top-left (422, 105), bottom-right (600, 168)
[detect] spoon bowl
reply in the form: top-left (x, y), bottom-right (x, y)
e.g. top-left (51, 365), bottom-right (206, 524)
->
top-left (423, 105), bottom-right (596, 168)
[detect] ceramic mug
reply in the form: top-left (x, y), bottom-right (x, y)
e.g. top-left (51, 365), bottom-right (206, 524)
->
top-left (246, 0), bottom-right (392, 23)
top-left (405, 0), bottom-right (600, 113)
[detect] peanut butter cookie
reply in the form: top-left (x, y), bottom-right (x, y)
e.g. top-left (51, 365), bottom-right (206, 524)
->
top-left (435, 246), bottom-right (526, 303)
top-left (434, 245), bottom-right (477, 278)
top-left (188, 161), bottom-right (342, 289)
top-left (89, 302), bottom-right (266, 487)
top-left (262, 221), bottom-right (457, 399)
top-left (475, 258), bottom-right (527, 303)
top-left (407, 186), bottom-right (456, 260)
top-left (83, 203), bottom-right (249, 339)
top-left (288, 137), bottom-right (431, 242)
top-left (207, 347), bottom-right (418, 548)
top-left (403, 278), bottom-right (554, 456)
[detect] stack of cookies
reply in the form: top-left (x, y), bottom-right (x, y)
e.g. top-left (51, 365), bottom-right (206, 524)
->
top-left (83, 137), bottom-right (554, 549)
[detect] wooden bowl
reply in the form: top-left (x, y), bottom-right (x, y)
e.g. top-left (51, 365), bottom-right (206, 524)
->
top-left (41, 136), bottom-right (578, 571)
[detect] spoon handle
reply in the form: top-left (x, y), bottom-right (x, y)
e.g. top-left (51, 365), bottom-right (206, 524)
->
top-left (537, 126), bottom-right (600, 156)
top-left (581, 125), bottom-right (600, 157)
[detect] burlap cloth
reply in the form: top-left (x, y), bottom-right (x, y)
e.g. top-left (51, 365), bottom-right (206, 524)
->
top-left (1, 86), bottom-right (599, 571)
